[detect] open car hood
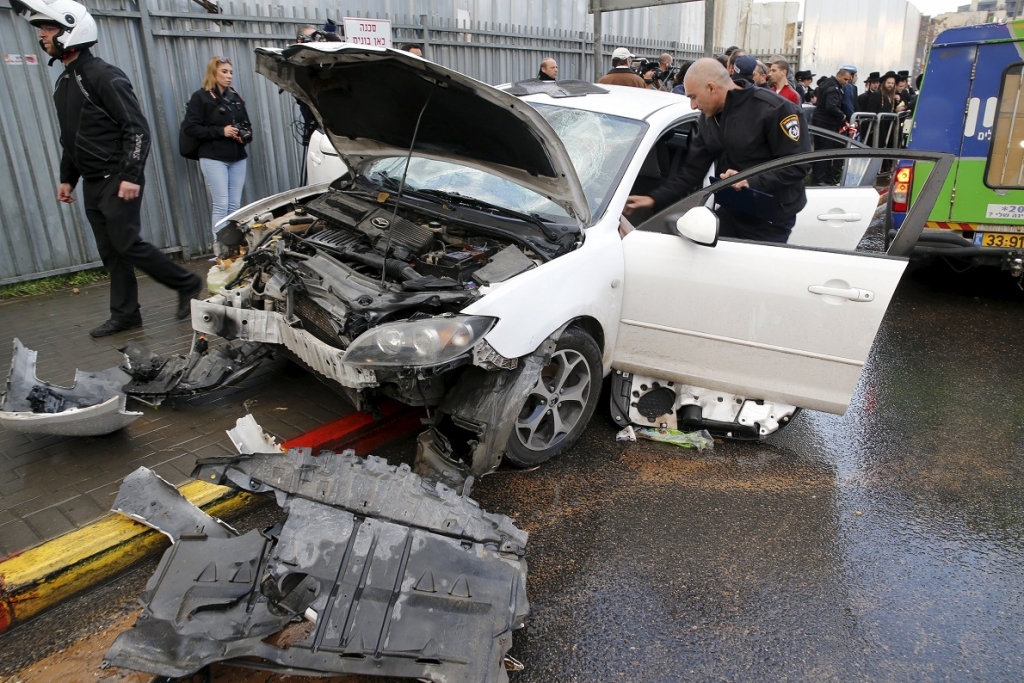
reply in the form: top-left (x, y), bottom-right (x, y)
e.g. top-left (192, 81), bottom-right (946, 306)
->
top-left (255, 44), bottom-right (592, 224)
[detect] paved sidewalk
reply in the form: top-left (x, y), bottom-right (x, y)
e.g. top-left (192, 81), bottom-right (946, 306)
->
top-left (0, 263), bottom-right (352, 557)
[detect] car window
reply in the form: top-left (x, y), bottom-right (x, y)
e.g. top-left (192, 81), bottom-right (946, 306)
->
top-left (360, 157), bottom-right (571, 220)
top-left (638, 151), bottom-right (923, 255)
top-left (985, 61), bottom-right (1024, 189)
top-left (532, 104), bottom-right (648, 219)
top-left (359, 107), bottom-right (646, 223)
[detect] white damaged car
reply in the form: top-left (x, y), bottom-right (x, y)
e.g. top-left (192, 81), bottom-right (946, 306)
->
top-left (114, 44), bottom-right (951, 488)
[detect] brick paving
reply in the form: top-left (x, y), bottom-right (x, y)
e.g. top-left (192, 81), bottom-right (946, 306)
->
top-left (0, 262), bottom-right (353, 557)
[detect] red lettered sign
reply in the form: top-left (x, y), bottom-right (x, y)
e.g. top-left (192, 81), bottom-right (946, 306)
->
top-left (343, 18), bottom-right (393, 48)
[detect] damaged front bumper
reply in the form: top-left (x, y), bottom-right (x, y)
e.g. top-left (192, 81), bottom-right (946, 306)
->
top-left (120, 336), bottom-right (274, 403)
top-left (104, 446), bottom-right (529, 682)
top-left (0, 338), bottom-right (142, 436)
top-left (0, 334), bottom-right (280, 435)
top-left (192, 297), bottom-right (378, 389)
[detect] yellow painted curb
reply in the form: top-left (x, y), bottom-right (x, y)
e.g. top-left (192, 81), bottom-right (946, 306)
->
top-left (0, 406), bottom-right (420, 634)
top-left (0, 480), bottom-right (255, 633)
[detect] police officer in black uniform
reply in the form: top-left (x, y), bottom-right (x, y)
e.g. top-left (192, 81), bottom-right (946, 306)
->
top-left (810, 67), bottom-right (854, 185)
top-left (12, 0), bottom-right (202, 338)
top-left (625, 58), bottom-right (810, 244)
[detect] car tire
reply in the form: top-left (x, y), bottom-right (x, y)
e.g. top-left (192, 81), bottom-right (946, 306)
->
top-left (504, 327), bottom-right (602, 467)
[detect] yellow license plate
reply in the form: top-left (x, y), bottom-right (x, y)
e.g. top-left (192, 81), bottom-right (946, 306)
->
top-left (975, 232), bottom-right (1024, 248)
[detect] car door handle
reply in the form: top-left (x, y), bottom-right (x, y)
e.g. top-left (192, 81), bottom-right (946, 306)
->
top-left (808, 285), bottom-right (874, 302)
top-left (816, 212), bottom-right (862, 222)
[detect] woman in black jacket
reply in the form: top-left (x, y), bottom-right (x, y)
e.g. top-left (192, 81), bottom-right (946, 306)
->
top-left (183, 56), bottom-right (252, 240)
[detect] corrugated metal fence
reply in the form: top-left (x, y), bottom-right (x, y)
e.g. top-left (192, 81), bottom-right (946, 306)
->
top-left (0, 0), bottom-right (795, 284)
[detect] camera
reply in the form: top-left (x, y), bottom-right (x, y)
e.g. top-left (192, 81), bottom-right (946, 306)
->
top-left (236, 122), bottom-right (253, 144)
top-left (633, 57), bottom-right (658, 78)
top-left (296, 29), bottom-right (341, 43)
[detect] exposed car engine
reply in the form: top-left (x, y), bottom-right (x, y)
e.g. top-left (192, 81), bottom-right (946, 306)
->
top-left (216, 186), bottom-right (575, 356)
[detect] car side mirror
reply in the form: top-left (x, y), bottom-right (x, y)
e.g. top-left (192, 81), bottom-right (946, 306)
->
top-left (668, 207), bottom-right (718, 246)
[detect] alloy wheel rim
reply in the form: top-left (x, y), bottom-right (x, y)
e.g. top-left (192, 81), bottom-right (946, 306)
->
top-left (515, 349), bottom-right (592, 452)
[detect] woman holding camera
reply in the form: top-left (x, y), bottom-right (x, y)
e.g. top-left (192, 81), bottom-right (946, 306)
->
top-left (183, 56), bottom-right (252, 240)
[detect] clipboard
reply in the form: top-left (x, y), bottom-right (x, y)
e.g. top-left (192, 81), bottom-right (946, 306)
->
top-left (711, 178), bottom-right (780, 223)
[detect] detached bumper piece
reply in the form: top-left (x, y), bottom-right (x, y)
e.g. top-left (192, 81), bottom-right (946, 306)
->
top-left (0, 338), bottom-right (142, 436)
top-left (104, 449), bottom-right (529, 683)
top-left (120, 337), bottom-right (272, 403)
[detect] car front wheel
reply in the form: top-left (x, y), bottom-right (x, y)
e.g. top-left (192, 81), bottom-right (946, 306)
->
top-left (504, 327), bottom-right (602, 467)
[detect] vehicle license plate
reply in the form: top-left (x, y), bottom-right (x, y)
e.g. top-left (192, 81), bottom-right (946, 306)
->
top-left (973, 232), bottom-right (1024, 248)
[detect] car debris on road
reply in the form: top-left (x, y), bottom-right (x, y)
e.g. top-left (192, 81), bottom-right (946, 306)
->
top-left (635, 427), bottom-right (714, 451)
top-left (0, 338), bottom-right (142, 436)
top-left (103, 416), bottom-right (529, 682)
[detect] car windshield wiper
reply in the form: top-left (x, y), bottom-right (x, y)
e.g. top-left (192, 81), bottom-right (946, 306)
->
top-left (413, 189), bottom-right (574, 242)
top-left (366, 173), bottom-right (574, 243)
top-left (366, 174), bottom-right (465, 210)
top-left (368, 171), bottom-right (403, 192)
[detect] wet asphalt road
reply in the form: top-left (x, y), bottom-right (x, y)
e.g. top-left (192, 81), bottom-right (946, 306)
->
top-left (3, 260), bottom-right (1024, 682)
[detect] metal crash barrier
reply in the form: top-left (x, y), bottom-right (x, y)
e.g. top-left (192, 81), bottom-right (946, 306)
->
top-left (851, 111), bottom-right (912, 149)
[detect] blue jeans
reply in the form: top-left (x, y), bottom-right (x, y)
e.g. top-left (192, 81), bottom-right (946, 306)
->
top-left (199, 157), bottom-right (247, 238)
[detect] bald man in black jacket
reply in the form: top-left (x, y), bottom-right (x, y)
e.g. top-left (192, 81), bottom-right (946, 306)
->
top-left (626, 58), bottom-right (810, 243)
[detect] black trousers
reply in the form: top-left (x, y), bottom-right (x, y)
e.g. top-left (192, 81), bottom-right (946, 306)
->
top-left (82, 175), bottom-right (195, 322)
top-left (811, 135), bottom-right (843, 185)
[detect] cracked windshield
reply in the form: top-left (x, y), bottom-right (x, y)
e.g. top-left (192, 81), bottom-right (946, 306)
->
top-left (363, 105), bottom-right (645, 221)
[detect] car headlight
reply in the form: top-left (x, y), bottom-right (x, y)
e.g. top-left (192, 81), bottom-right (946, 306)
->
top-left (342, 316), bottom-right (496, 367)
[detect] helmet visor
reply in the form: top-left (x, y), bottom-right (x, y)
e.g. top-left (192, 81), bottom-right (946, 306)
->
top-left (10, 0), bottom-right (70, 27)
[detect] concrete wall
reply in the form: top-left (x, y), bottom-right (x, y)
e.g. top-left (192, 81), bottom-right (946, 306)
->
top-left (802, 0), bottom-right (922, 80)
top-left (746, 1), bottom-right (800, 54)
top-left (715, 0), bottom-right (799, 54)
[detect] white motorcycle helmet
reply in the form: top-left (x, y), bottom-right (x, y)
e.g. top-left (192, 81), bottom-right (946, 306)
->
top-left (10, 0), bottom-right (98, 52)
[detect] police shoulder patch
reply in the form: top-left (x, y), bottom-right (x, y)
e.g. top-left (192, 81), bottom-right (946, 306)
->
top-left (780, 114), bottom-right (801, 142)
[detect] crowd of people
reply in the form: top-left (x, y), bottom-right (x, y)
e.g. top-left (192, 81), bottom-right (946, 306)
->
top-left (547, 45), bottom-right (919, 153)
top-left (584, 45), bottom-right (920, 239)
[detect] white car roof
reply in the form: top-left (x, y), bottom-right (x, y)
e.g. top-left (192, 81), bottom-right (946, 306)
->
top-left (508, 83), bottom-right (693, 122)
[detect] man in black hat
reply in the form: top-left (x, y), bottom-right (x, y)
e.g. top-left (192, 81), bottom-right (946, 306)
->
top-left (862, 71), bottom-right (901, 146)
top-left (795, 70), bottom-right (815, 103)
top-left (731, 54), bottom-right (758, 86)
top-left (857, 71), bottom-right (880, 110)
top-left (896, 70), bottom-right (917, 114)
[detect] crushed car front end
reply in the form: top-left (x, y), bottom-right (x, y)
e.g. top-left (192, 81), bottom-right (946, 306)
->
top-left (193, 205), bottom-right (506, 405)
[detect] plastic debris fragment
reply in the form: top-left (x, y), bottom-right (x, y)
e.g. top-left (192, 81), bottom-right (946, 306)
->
top-left (635, 427), bottom-right (714, 452)
top-left (616, 425), bottom-right (636, 442)
top-left (0, 338), bottom-right (142, 436)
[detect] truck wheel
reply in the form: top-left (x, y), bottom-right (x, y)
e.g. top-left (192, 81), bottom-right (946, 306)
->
top-left (504, 327), bottom-right (602, 467)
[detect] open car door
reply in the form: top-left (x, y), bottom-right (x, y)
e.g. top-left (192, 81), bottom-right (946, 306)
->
top-left (615, 149), bottom-right (953, 415)
top-left (790, 128), bottom-right (885, 251)
top-left (789, 185), bottom-right (882, 250)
